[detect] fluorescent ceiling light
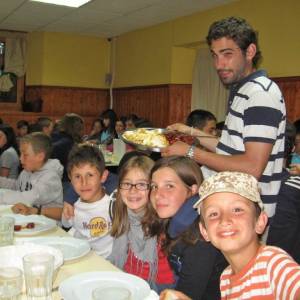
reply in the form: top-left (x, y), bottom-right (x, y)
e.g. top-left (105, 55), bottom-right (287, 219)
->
top-left (30, 0), bottom-right (91, 8)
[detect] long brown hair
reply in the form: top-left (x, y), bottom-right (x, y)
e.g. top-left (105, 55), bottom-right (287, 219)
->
top-left (149, 156), bottom-right (203, 254)
top-left (110, 155), bottom-right (155, 238)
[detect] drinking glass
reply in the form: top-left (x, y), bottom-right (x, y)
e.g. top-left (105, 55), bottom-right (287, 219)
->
top-left (92, 286), bottom-right (131, 300)
top-left (0, 217), bottom-right (15, 246)
top-left (113, 139), bottom-right (126, 160)
top-left (23, 253), bottom-right (54, 300)
top-left (0, 267), bottom-right (23, 300)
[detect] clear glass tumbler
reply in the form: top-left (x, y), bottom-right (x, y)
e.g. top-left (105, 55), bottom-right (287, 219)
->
top-left (0, 267), bottom-right (23, 300)
top-left (0, 217), bottom-right (15, 246)
top-left (23, 253), bottom-right (54, 300)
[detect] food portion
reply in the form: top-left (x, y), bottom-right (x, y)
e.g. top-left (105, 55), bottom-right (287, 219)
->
top-left (123, 128), bottom-right (169, 148)
top-left (14, 222), bottom-right (35, 231)
top-left (165, 131), bottom-right (195, 146)
top-left (122, 128), bottom-right (197, 150)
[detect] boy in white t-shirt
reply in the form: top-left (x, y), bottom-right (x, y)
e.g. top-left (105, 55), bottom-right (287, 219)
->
top-left (62, 143), bottom-right (113, 258)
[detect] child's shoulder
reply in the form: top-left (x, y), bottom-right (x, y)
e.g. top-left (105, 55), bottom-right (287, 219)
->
top-left (257, 245), bottom-right (297, 265)
top-left (258, 245), bottom-right (289, 257)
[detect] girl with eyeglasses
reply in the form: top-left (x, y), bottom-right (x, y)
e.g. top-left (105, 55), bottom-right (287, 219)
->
top-left (149, 156), bottom-right (227, 300)
top-left (108, 155), bottom-right (175, 293)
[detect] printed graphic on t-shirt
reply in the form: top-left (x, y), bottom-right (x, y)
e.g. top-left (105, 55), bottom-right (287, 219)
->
top-left (82, 217), bottom-right (109, 237)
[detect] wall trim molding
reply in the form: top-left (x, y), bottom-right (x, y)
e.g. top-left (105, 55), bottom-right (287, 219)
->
top-left (113, 83), bottom-right (191, 91)
top-left (26, 85), bottom-right (108, 92)
top-left (271, 76), bottom-right (300, 82)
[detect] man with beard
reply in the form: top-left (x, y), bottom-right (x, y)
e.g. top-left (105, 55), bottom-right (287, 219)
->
top-left (163, 17), bottom-right (286, 221)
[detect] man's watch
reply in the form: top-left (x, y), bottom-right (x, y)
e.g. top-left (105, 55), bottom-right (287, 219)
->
top-left (186, 145), bottom-right (195, 159)
top-left (33, 205), bottom-right (42, 215)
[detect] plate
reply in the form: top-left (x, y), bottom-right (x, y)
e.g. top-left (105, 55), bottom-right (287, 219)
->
top-left (59, 271), bottom-right (151, 300)
top-left (121, 128), bottom-right (198, 152)
top-left (2, 214), bottom-right (56, 236)
top-left (0, 204), bottom-right (12, 214)
top-left (121, 128), bottom-right (168, 152)
top-left (15, 237), bottom-right (91, 262)
top-left (0, 244), bottom-right (63, 271)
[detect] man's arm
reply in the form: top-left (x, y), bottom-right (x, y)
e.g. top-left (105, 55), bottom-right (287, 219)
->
top-left (162, 140), bottom-right (273, 179)
top-left (167, 123), bottom-right (219, 152)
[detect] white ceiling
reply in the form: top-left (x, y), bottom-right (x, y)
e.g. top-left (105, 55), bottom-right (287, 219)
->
top-left (0, 0), bottom-right (235, 37)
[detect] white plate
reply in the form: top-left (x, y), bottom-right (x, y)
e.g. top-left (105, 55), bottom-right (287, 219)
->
top-left (0, 204), bottom-right (12, 214)
top-left (59, 271), bottom-right (151, 300)
top-left (15, 237), bottom-right (91, 262)
top-left (2, 214), bottom-right (56, 236)
top-left (0, 244), bottom-right (63, 271)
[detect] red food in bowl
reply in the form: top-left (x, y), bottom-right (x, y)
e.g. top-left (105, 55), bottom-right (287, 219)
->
top-left (165, 132), bottom-right (195, 145)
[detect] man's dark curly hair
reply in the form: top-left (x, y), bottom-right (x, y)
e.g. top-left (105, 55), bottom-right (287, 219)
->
top-left (206, 16), bottom-right (262, 67)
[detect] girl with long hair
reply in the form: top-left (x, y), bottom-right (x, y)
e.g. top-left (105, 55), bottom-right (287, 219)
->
top-left (150, 156), bottom-right (227, 300)
top-left (108, 155), bottom-right (175, 293)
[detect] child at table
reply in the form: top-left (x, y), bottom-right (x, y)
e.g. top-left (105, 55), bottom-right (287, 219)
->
top-left (0, 132), bottom-right (63, 220)
top-left (108, 155), bottom-right (175, 293)
top-left (150, 156), bottom-right (227, 300)
top-left (61, 143), bottom-right (113, 258)
top-left (195, 171), bottom-right (300, 300)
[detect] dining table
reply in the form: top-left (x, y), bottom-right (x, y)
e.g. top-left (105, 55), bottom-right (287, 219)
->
top-left (0, 205), bottom-right (158, 300)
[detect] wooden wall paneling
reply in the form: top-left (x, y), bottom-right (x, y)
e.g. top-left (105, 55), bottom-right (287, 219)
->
top-left (272, 77), bottom-right (300, 122)
top-left (113, 84), bottom-right (192, 128)
top-left (26, 86), bottom-right (109, 116)
top-left (168, 84), bottom-right (192, 126)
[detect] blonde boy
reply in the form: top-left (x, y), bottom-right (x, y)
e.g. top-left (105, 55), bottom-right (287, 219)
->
top-left (195, 171), bottom-right (300, 300)
top-left (61, 144), bottom-right (113, 258)
top-left (0, 132), bottom-right (63, 211)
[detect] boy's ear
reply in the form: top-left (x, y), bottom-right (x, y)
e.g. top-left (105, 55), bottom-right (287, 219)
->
top-left (36, 151), bottom-right (46, 163)
top-left (199, 222), bottom-right (211, 242)
top-left (255, 211), bottom-right (268, 235)
top-left (100, 169), bottom-right (109, 183)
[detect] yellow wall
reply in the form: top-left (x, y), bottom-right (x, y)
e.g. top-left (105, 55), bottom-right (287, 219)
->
top-left (26, 0), bottom-right (300, 88)
top-left (26, 32), bottom-right (110, 88)
top-left (114, 0), bottom-right (299, 87)
top-left (26, 32), bottom-right (44, 85)
top-left (114, 22), bottom-right (173, 87)
top-left (172, 0), bottom-right (300, 78)
top-left (170, 46), bottom-right (196, 84)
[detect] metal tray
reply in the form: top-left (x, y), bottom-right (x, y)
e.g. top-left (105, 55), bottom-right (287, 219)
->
top-left (121, 128), bottom-right (167, 152)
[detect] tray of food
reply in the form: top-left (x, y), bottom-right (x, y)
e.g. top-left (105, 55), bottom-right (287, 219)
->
top-left (121, 128), bottom-right (197, 152)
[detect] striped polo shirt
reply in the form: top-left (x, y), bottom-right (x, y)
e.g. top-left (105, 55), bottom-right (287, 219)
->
top-left (220, 245), bottom-right (300, 300)
top-left (203, 70), bottom-right (286, 218)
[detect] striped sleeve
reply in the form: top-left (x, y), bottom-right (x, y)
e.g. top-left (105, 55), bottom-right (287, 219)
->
top-left (243, 90), bottom-right (284, 144)
top-left (266, 248), bottom-right (300, 299)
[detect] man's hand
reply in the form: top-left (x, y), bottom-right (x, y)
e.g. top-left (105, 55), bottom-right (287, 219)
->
top-left (167, 123), bottom-right (191, 134)
top-left (160, 289), bottom-right (192, 300)
top-left (161, 141), bottom-right (190, 157)
top-left (289, 164), bottom-right (300, 175)
top-left (62, 202), bottom-right (75, 220)
top-left (12, 203), bottom-right (37, 215)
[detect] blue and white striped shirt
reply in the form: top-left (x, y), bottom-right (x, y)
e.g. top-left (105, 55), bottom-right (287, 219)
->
top-left (203, 70), bottom-right (286, 218)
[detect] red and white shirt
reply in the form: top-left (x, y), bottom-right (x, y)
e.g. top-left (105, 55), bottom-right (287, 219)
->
top-left (220, 245), bottom-right (300, 300)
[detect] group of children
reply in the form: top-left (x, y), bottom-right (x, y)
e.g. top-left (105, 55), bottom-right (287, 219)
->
top-left (0, 120), bottom-right (300, 299)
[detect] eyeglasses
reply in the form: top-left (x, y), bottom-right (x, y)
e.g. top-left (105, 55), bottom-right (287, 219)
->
top-left (119, 182), bottom-right (150, 191)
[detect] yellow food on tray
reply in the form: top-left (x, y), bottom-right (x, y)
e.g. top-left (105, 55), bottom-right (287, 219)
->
top-left (123, 128), bottom-right (169, 148)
